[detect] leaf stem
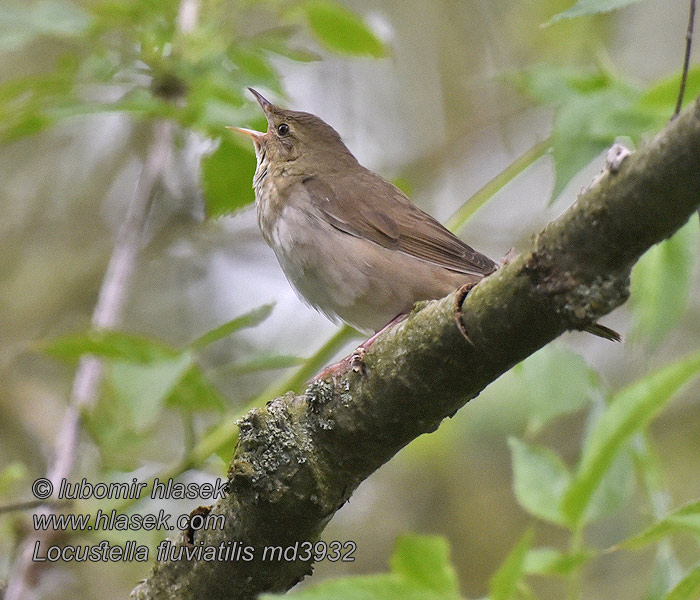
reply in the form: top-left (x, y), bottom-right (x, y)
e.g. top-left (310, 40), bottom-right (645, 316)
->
top-left (445, 138), bottom-right (551, 234)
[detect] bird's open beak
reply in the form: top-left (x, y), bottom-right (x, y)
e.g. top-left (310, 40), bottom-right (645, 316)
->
top-left (227, 126), bottom-right (264, 140)
top-left (227, 88), bottom-right (275, 148)
top-left (227, 126), bottom-right (265, 152)
top-left (247, 87), bottom-right (273, 112)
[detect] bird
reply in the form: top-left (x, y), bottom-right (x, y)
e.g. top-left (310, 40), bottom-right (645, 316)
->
top-left (232, 88), bottom-right (620, 347)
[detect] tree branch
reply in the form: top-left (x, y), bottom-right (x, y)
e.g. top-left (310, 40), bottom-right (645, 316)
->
top-left (133, 98), bottom-right (700, 600)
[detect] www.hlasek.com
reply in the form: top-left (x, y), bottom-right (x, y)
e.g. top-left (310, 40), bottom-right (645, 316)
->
top-left (29, 477), bottom-right (355, 563)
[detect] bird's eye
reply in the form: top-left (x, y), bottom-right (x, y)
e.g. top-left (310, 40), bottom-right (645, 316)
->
top-left (277, 123), bottom-right (290, 136)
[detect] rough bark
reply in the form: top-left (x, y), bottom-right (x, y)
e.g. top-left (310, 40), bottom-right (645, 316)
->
top-left (132, 98), bottom-right (700, 600)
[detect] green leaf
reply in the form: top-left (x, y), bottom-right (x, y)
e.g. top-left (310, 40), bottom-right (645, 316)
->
top-left (257, 34), bottom-right (321, 62)
top-left (563, 353), bottom-right (700, 526)
top-left (226, 354), bottom-right (306, 375)
top-left (84, 383), bottom-right (158, 471)
top-left (261, 576), bottom-right (447, 600)
top-left (106, 352), bottom-right (194, 432)
top-left (261, 534), bottom-right (462, 600)
top-left (0, 0), bottom-right (92, 52)
top-left (647, 548), bottom-right (684, 600)
top-left (181, 69), bottom-right (247, 133)
top-left (583, 442), bottom-right (635, 523)
top-left (303, 0), bottom-right (386, 58)
top-left (617, 500), bottom-right (700, 550)
top-left (390, 535), bottom-right (460, 596)
top-left (190, 304), bottom-right (275, 349)
top-left (88, 358), bottom-right (225, 469)
top-left (508, 438), bottom-right (570, 526)
top-left (228, 47), bottom-right (281, 89)
top-left (201, 136), bottom-right (256, 218)
top-left (0, 114), bottom-right (55, 143)
top-left (549, 87), bottom-right (639, 198)
top-left (489, 529), bottom-right (534, 600)
top-left (663, 563), bottom-right (700, 600)
top-left (548, 0), bottom-right (646, 24)
top-left (115, 88), bottom-right (173, 118)
top-left (516, 65), bottom-right (654, 199)
top-left (629, 219), bottom-right (699, 345)
top-left (524, 548), bottom-right (591, 576)
top-left (0, 462), bottom-right (29, 496)
top-left (517, 347), bottom-right (598, 433)
top-left (165, 365), bottom-right (226, 412)
top-left (40, 330), bottom-right (179, 364)
top-left (639, 64), bottom-right (700, 115)
top-left (516, 66), bottom-right (608, 105)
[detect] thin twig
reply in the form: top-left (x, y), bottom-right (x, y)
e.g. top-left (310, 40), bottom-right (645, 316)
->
top-left (673, 0), bottom-right (696, 119)
top-left (445, 137), bottom-right (551, 234)
top-left (5, 2), bottom-right (199, 594)
top-left (49, 119), bottom-right (173, 489)
top-left (0, 499), bottom-right (72, 515)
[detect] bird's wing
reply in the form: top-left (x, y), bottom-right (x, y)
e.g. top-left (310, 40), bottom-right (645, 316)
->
top-left (301, 170), bottom-right (497, 277)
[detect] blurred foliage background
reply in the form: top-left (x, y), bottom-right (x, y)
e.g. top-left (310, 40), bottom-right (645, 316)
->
top-left (1, 0), bottom-right (700, 599)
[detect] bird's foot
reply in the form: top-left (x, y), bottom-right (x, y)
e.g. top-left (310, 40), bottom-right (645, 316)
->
top-left (349, 346), bottom-right (367, 374)
top-left (498, 247), bottom-right (517, 268)
top-left (309, 348), bottom-right (365, 383)
top-left (454, 282), bottom-right (477, 344)
top-left (312, 354), bottom-right (356, 382)
top-left (309, 314), bottom-right (408, 383)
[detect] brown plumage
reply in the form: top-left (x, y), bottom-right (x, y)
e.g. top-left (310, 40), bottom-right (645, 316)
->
top-left (234, 88), bottom-right (619, 342)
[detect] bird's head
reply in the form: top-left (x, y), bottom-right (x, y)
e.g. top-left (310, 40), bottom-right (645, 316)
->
top-left (231, 88), bottom-right (357, 175)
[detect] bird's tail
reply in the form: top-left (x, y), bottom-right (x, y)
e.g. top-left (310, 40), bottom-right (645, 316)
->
top-left (584, 322), bottom-right (622, 342)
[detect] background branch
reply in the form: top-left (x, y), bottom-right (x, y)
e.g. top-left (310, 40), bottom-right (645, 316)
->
top-left (673, 0), bottom-right (696, 119)
top-left (5, 118), bottom-right (174, 600)
top-left (1, 0), bottom-right (204, 590)
top-left (133, 98), bottom-right (700, 600)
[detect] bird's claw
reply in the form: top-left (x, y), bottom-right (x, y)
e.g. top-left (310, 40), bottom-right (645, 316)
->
top-left (454, 282), bottom-right (477, 345)
top-left (498, 247), bottom-right (517, 268)
top-left (350, 347), bottom-right (367, 374)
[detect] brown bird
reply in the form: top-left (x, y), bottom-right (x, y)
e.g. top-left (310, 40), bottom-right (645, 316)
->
top-left (233, 88), bottom-right (619, 343)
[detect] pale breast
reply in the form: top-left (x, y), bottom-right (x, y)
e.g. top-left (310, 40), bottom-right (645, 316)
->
top-left (258, 200), bottom-right (474, 333)
top-left (253, 171), bottom-right (479, 333)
